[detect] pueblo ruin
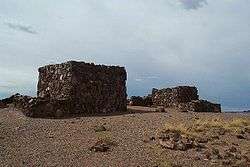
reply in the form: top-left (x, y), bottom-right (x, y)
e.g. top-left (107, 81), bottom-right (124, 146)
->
top-left (130, 86), bottom-right (221, 113)
top-left (0, 61), bottom-right (127, 118)
top-left (37, 61), bottom-right (127, 116)
top-left (0, 61), bottom-right (221, 117)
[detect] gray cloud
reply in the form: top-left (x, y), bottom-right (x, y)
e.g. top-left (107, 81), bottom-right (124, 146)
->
top-left (179, 0), bottom-right (207, 10)
top-left (0, 0), bottom-right (250, 110)
top-left (4, 22), bottom-right (37, 34)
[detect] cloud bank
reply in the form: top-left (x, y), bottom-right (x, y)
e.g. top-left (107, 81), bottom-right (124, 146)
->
top-left (0, 0), bottom-right (250, 110)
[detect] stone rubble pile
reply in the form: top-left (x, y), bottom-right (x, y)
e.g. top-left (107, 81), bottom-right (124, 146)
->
top-left (158, 129), bottom-right (205, 151)
top-left (157, 129), bottom-right (250, 166)
top-left (0, 101), bottom-right (7, 109)
top-left (0, 93), bottom-right (23, 109)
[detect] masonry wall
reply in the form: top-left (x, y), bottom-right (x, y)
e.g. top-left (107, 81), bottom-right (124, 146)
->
top-left (38, 63), bottom-right (73, 99)
top-left (177, 100), bottom-right (221, 113)
top-left (37, 61), bottom-right (127, 116)
top-left (151, 86), bottom-right (199, 107)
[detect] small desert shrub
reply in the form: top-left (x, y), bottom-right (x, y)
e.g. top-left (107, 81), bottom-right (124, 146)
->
top-left (96, 130), bottom-right (114, 143)
top-left (90, 131), bottom-right (117, 152)
top-left (94, 125), bottom-right (107, 132)
top-left (163, 122), bottom-right (190, 136)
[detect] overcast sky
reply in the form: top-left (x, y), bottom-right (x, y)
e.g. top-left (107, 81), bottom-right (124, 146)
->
top-left (0, 0), bottom-right (250, 111)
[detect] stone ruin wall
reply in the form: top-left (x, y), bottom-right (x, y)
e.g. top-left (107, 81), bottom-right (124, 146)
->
top-left (70, 61), bottom-right (127, 114)
top-left (151, 86), bottom-right (221, 112)
top-left (36, 61), bottom-right (127, 117)
top-left (37, 62), bottom-right (73, 100)
top-left (178, 100), bottom-right (221, 113)
top-left (152, 86), bottom-right (199, 107)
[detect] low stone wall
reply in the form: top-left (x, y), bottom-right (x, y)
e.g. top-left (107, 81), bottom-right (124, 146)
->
top-left (36, 61), bottom-right (127, 117)
top-left (177, 100), bottom-right (221, 113)
top-left (152, 86), bottom-right (199, 107)
top-left (22, 98), bottom-right (75, 118)
top-left (129, 95), bottom-right (153, 107)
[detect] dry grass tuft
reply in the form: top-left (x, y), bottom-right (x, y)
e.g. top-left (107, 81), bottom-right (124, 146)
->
top-left (228, 118), bottom-right (249, 131)
top-left (163, 118), bottom-right (250, 137)
top-left (158, 160), bottom-right (182, 167)
top-left (96, 131), bottom-right (113, 141)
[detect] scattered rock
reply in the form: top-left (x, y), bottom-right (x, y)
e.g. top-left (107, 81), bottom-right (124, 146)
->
top-left (244, 127), bottom-right (250, 133)
top-left (196, 137), bottom-right (208, 143)
top-left (210, 134), bottom-right (220, 140)
top-left (156, 106), bottom-right (165, 112)
top-left (159, 130), bottom-right (182, 142)
top-left (228, 146), bottom-right (237, 153)
top-left (90, 139), bottom-right (116, 152)
top-left (159, 139), bottom-right (175, 149)
top-left (209, 148), bottom-right (222, 160)
top-left (194, 116), bottom-right (200, 120)
top-left (236, 134), bottom-right (246, 139)
top-left (158, 130), bottom-right (199, 151)
top-left (0, 101), bottom-right (8, 109)
top-left (222, 159), bottom-right (232, 165)
top-left (233, 160), bottom-right (249, 167)
top-left (211, 148), bottom-right (220, 156)
top-left (149, 136), bottom-right (156, 141)
top-left (210, 159), bottom-right (218, 165)
top-left (232, 142), bottom-right (239, 146)
top-left (203, 150), bottom-right (212, 160)
top-left (143, 136), bottom-right (156, 143)
top-left (211, 140), bottom-right (228, 146)
top-left (194, 142), bottom-right (206, 150)
top-left (194, 155), bottom-right (201, 160)
top-left (175, 141), bottom-right (188, 151)
top-left (213, 127), bottom-right (226, 135)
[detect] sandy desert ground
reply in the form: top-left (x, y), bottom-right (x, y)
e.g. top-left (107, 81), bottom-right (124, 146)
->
top-left (0, 106), bottom-right (249, 167)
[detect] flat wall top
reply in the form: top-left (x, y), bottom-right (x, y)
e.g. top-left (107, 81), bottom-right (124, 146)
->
top-left (38, 61), bottom-right (126, 73)
top-left (152, 86), bottom-right (198, 93)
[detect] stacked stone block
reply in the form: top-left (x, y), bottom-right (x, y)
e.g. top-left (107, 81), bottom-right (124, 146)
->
top-left (35, 61), bottom-right (127, 117)
top-left (152, 86), bottom-right (199, 107)
top-left (151, 86), bottom-right (221, 112)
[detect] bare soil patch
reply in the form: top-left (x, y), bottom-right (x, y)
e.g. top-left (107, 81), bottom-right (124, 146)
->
top-left (0, 106), bottom-right (249, 167)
